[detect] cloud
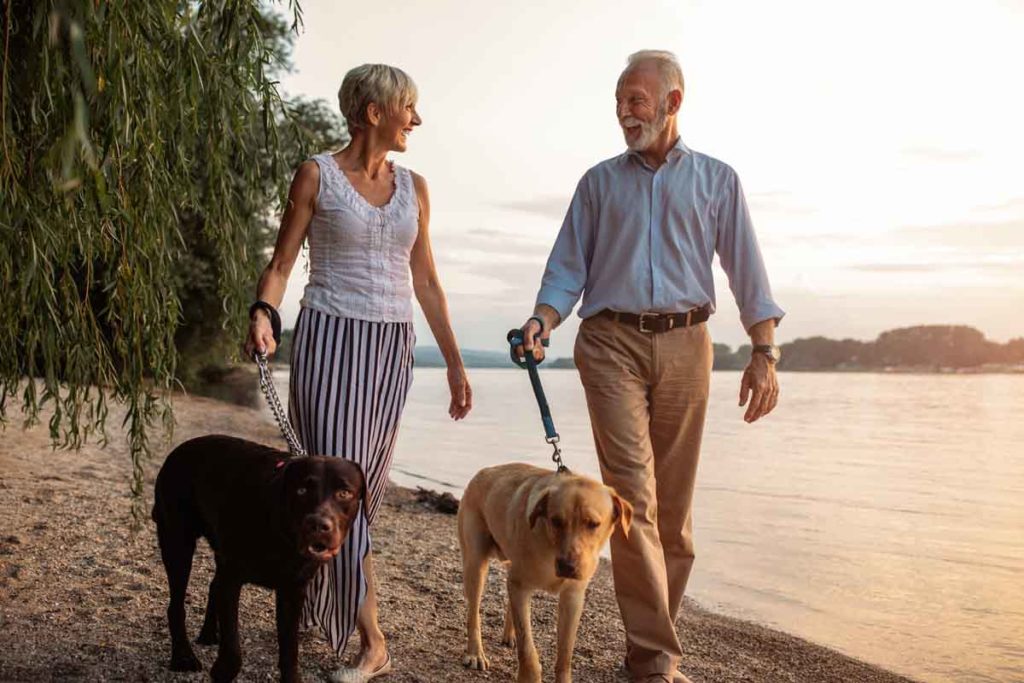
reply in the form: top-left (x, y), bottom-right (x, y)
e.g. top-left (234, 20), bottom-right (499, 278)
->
top-left (894, 220), bottom-right (1024, 248)
top-left (492, 196), bottom-right (571, 220)
top-left (747, 191), bottom-right (816, 216)
top-left (432, 227), bottom-right (552, 259)
top-left (901, 146), bottom-right (982, 163)
top-left (847, 259), bottom-right (1024, 274)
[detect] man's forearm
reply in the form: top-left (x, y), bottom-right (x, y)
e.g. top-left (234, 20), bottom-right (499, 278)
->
top-left (532, 304), bottom-right (562, 332)
top-left (748, 318), bottom-right (776, 346)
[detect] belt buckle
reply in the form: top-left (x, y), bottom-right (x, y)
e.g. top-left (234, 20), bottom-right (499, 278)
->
top-left (638, 312), bottom-right (657, 334)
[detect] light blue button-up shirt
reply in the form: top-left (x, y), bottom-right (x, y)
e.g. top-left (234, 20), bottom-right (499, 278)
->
top-left (535, 138), bottom-right (785, 332)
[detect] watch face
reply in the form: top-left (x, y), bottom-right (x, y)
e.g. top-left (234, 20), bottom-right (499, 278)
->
top-left (769, 346), bottom-right (781, 362)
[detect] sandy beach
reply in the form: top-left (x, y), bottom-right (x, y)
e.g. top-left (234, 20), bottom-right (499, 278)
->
top-left (0, 390), bottom-right (915, 682)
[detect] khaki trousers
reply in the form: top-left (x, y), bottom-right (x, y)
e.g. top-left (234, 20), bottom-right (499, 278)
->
top-left (573, 314), bottom-right (712, 679)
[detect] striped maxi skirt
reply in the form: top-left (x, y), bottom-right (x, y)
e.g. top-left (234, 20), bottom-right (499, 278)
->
top-left (288, 306), bottom-right (415, 654)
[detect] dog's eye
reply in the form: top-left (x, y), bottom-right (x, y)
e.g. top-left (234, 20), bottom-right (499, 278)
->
top-left (550, 517), bottom-right (564, 529)
top-left (586, 520), bottom-right (600, 530)
top-left (335, 489), bottom-right (353, 501)
top-left (296, 487), bottom-right (307, 496)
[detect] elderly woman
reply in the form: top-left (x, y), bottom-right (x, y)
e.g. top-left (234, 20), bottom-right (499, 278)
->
top-left (244, 64), bottom-right (471, 681)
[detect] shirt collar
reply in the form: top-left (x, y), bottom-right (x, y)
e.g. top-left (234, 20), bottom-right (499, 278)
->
top-left (627, 137), bottom-right (691, 168)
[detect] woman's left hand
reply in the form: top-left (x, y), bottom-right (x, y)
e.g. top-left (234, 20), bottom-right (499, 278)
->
top-left (447, 366), bottom-right (472, 420)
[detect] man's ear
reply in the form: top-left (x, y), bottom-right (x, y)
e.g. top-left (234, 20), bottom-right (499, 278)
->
top-left (667, 88), bottom-right (683, 116)
top-left (528, 490), bottom-right (550, 529)
top-left (610, 490), bottom-right (634, 539)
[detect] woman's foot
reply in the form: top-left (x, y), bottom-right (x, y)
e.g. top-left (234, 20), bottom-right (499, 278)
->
top-left (329, 649), bottom-right (392, 683)
top-left (354, 644), bottom-right (390, 674)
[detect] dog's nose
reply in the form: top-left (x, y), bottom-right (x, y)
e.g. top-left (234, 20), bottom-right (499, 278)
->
top-left (312, 516), bottom-right (334, 534)
top-left (555, 558), bottom-right (578, 578)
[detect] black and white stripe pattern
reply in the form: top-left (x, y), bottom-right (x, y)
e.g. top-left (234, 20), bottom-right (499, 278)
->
top-left (288, 306), bottom-right (415, 654)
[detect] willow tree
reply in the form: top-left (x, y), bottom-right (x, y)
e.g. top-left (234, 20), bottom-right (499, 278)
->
top-left (0, 1), bottom-right (318, 513)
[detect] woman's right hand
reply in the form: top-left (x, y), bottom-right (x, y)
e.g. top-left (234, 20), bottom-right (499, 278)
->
top-left (244, 310), bottom-right (277, 360)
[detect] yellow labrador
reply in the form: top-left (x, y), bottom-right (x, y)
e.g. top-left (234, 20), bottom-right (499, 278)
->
top-left (458, 463), bottom-right (633, 683)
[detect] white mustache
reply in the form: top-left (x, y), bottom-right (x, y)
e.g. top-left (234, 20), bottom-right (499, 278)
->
top-left (620, 117), bottom-right (643, 128)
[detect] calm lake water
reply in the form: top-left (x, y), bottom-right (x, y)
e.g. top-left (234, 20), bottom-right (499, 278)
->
top-left (270, 368), bottom-right (1024, 683)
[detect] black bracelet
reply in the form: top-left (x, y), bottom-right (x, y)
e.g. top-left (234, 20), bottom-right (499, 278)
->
top-left (248, 301), bottom-right (282, 346)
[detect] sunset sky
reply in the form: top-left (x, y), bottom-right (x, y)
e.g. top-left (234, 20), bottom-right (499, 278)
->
top-left (274, 0), bottom-right (1024, 356)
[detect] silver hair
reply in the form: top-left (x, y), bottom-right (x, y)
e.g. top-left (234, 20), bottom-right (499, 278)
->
top-left (618, 50), bottom-right (685, 97)
top-left (338, 64), bottom-right (418, 131)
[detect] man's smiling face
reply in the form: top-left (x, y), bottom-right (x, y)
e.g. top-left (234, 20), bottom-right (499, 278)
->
top-left (615, 64), bottom-right (669, 152)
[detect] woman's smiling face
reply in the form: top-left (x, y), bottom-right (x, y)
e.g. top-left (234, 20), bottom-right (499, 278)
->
top-left (378, 100), bottom-right (422, 153)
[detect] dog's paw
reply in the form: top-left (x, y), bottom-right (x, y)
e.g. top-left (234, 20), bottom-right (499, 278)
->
top-left (168, 649), bottom-right (202, 672)
top-left (210, 655), bottom-right (242, 683)
top-left (195, 629), bottom-right (219, 646)
top-left (462, 651), bottom-right (490, 671)
top-left (500, 631), bottom-right (516, 648)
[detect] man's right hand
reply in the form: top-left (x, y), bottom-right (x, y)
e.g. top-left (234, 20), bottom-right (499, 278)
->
top-left (515, 316), bottom-right (549, 363)
top-left (244, 310), bottom-right (277, 360)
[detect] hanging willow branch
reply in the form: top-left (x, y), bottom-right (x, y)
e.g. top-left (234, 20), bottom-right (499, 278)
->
top-left (0, 0), bottom-right (306, 521)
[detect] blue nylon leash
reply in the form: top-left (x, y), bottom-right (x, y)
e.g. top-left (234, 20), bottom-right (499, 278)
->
top-left (506, 327), bottom-right (568, 474)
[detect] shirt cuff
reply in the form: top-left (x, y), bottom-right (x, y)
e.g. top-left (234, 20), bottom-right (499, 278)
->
top-left (741, 302), bottom-right (786, 333)
top-left (535, 286), bottom-right (579, 324)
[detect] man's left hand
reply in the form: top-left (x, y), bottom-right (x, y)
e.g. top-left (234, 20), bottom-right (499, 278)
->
top-left (739, 354), bottom-right (779, 423)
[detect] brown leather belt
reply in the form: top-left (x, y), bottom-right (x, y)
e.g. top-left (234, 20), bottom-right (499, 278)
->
top-left (597, 306), bottom-right (710, 334)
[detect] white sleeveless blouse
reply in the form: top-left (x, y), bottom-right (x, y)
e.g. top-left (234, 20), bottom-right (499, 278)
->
top-left (300, 153), bottom-right (419, 323)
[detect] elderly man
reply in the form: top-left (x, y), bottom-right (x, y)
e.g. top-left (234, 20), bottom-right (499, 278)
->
top-left (517, 50), bottom-right (785, 683)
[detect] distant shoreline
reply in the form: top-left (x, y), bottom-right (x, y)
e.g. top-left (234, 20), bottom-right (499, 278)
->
top-left (271, 359), bottom-right (1024, 375)
top-left (410, 362), bottom-right (1024, 375)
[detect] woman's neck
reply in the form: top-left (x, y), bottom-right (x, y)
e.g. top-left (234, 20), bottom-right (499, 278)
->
top-left (337, 131), bottom-right (390, 179)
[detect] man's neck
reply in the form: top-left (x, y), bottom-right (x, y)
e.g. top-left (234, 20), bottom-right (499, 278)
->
top-left (638, 121), bottom-right (680, 169)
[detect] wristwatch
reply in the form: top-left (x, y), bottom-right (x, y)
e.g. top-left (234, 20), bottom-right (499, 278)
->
top-left (751, 344), bottom-right (781, 363)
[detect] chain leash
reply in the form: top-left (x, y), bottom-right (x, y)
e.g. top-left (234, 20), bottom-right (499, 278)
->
top-left (547, 436), bottom-right (567, 474)
top-left (253, 351), bottom-right (307, 457)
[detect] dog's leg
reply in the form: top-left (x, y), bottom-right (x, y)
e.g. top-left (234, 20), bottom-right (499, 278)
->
top-left (155, 513), bottom-right (202, 672)
top-left (209, 572), bottom-right (243, 683)
top-left (501, 592), bottom-right (516, 648)
top-left (196, 574), bottom-right (219, 645)
top-left (276, 582), bottom-right (305, 683)
top-left (459, 511), bottom-right (491, 671)
top-left (554, 586), bottom-right (585, 683)
top-left (508, 576), bottom-right (542, 683)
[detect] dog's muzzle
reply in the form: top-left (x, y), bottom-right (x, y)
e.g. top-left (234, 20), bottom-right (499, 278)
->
top-left (555, 557), bottom-right (580, 579)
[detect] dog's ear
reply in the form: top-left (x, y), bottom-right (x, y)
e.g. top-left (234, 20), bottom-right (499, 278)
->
top-left (528, 490), bottom-right (550, 529)
top-left (610, 490), bottom-right (634, 539)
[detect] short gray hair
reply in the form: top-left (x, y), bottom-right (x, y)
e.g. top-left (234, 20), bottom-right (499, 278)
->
top-left (338, 64), bottom-right (418, 131)
top-left (618, 50), bottom-right (684, 97)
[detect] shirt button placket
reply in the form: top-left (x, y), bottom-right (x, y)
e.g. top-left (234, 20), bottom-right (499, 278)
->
top-left (650, 169), bottom-right (661, 309)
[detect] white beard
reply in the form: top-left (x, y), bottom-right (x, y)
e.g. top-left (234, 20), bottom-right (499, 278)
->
top-left (621, 102), bottom-right (668, 152)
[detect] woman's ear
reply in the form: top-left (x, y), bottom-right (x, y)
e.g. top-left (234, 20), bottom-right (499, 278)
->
top-left (365, 101), bottom-right (382, 127)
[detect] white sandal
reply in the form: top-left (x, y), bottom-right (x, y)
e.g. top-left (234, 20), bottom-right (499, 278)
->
top-left (329, 652), bottom-right (393, 683)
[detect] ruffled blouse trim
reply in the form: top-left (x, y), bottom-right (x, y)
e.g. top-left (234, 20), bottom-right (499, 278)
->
top-left (316, 153), bottom-right (414, 222)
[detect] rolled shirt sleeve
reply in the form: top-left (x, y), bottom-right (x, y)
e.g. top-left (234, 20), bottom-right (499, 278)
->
top-left (535, 176), bottom-right (594, 322)
top-left (715, 168), bottom-right (786, 331)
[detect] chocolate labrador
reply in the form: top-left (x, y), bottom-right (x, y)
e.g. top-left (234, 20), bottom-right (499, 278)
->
top-left (152, 435), bottom-right (365, 683)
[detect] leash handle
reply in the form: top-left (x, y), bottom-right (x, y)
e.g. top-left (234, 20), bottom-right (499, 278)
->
top-left (506, 328), bottom-right (549, 369)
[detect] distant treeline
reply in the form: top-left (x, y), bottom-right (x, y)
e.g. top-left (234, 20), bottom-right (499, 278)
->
top-left (274, 325), bottom-right (1024, 372)
top-left (722, 325), bottom-right (1024, 371)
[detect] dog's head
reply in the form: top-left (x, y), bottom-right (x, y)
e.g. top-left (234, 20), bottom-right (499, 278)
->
top-left (279, 456), bottom-right (366, 563)
top-left (528, 475), bottom-right (633, 581)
